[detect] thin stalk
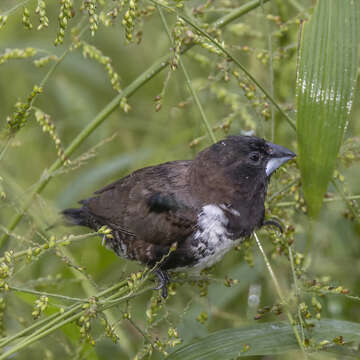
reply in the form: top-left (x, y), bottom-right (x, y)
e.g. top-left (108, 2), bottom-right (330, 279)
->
top-left (0, 303), bottom-right (82, 352)
top-left (151, 0), bottom-right (296, 131)
top-left (261, 0), bottom-right (276, 141)
top-left (0, 48), bottom-right (69, 162)
top-left (58, 247), bottom-right (98, 296)
top-left (253, 232), bottom-right (307, 358)
top-left (14, 303), bottom-right (83, 342)
top-left (0, 307), bottom-right (70, 348)
top-left (0, 0), bottom-right (267, 251)
top-left (331, 179), bottom-right (359, 222)
top-left (288, 246), bottom-right (306, 344)
top-left (201, 9), bottom-right (235, 14)
top-left (289, 0), bottom-right (305, 12)
top-left (58, 246), bottom-right (133, 355)
top-left (276, 194), bottom-right (360, 208)
top-left (1, 271), bottom-right (231, 356)
top-left (0, 279), bottom-right (128, 350)
top-left (288, 246), bottom-right (299, 300)
top-left (343, 294), bottom-right (360, 302)
top-left (0, 231), bottom-right (99, 263)
top-left (2, 0), bottom-right (31, 16)
top-left (288, 246), bottom-right (300, 300)
top-left (126, 317), bottom-right (153, 345)
top-left (268, 178), bottom-right (299, 202)
top-left (304, 180), bottom-right (359, 256)
top-left (101, 286), bottom-right (153, 310)
top-left (212, 0), bottom-right (270, 28)
top-left (103, 270), bottom-right (154, 304)
top-left (0, 309), bottom-right (83, 360)
top-left (38, 50), bottom-right (69, 89)
top-left (304, 217), bottom-right (314, 257)
top-left (101, 286), bottom-right (132, 303)
top-left (8, 286), bottom-right (87, 303)
top-left (0, 282), bottom-right (150, 359)
top-left (0, 138), bottom-right (10, 162)
top-left (96, 279), bottom-right (129, 298)
top-left (157, 6), bottom-right (216, 143)
top-left (253, 233), bottom-right (285, 300)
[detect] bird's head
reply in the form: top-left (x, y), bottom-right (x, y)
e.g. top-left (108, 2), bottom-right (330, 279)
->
top-left (191, 135), bottom-right (295, 199)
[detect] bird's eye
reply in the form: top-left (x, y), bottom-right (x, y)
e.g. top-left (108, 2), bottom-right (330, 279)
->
top-left (249, 151), bottom-right (261, 163)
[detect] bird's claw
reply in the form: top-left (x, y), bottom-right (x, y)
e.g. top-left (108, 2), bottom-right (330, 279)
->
top-left (263, 219), bottom-right (283, 233)
top-left (153, 269), bottom-right (171, 299)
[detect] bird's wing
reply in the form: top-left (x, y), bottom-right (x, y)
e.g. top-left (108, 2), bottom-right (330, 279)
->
top-left (81, 161), bottom-right (198, 247)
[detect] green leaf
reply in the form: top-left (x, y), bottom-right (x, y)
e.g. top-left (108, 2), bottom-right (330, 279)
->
top-left (168, 319), bottom-right (360, 359)
top-left (296, 0), bottom-right (359, 218)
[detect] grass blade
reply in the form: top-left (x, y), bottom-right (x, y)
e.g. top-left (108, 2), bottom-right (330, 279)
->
top-left (296, 0), bottom-right (359, 217)
top-left (168, 319), bottom-right (360, 359)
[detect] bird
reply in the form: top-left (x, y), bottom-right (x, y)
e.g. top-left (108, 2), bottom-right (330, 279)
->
top-left (62, 135), bottom-right (295, 298)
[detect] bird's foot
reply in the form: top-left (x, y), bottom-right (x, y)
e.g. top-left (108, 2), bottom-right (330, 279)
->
top-left (153, 269), bottom-right (171, 299)
top-left (263, 218), bottom-right (283, 233)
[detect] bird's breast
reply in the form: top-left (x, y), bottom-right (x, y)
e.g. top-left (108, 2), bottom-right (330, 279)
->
top-left (173, 204), bottom-right (241, 272)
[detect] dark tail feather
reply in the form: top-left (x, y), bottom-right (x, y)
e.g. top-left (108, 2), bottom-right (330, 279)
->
top-left (44, 207), bottom-right (90, 232)
top-left (62, 207), bottom-right (89, 227)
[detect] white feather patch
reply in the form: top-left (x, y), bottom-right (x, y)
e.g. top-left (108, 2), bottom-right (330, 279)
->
top-left (174, 204), bottom-right (240, 273)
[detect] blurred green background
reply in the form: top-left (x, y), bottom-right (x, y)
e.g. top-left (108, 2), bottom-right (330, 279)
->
top-left (0, 0), bottom-right (359, 359)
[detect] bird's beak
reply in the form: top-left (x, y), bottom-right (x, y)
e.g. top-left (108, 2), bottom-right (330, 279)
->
top-left (265, 142), bottom-right (296, 177)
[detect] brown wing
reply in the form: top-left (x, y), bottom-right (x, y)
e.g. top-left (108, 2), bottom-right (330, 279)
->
top-left (82, 160), bottom-right (198, 247)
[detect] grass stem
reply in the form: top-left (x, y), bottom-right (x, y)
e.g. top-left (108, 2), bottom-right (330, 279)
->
top-left (151, 0), bottom-right (296, 131)
top-left (254, 232), bottom-right (307, 359)
top-left (157, 6), bottom-right (217, 144)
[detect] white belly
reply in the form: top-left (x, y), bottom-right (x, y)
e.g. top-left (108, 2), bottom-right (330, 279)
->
top-left (173, 204), bottom-right (241, 273)
top-left (190, 236), bottom-right (241, 272)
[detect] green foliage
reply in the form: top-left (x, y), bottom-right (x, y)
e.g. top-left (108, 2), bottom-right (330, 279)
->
top-left (0, 0), bottom-right (359, 359)
top-left (168, 320), bottom-right (360, 359)
top-left (296, 0), bottom-right (359, 218)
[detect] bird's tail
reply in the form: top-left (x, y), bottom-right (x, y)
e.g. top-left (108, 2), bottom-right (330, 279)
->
top-left (44, 207), bottom-right (91, 231)
top-left (62, 207), bottom-right (90, 227)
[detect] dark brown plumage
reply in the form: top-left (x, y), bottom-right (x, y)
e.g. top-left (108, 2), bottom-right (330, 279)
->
top-left (63, 135), bottom-right (295, 297)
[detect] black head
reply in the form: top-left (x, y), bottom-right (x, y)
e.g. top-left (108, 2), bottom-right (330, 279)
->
top-left (192, 135), bottom-right (295, 198)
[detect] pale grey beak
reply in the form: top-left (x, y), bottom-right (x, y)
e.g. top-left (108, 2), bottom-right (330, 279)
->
top-left (265, 142), bottom-right (296, 177)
